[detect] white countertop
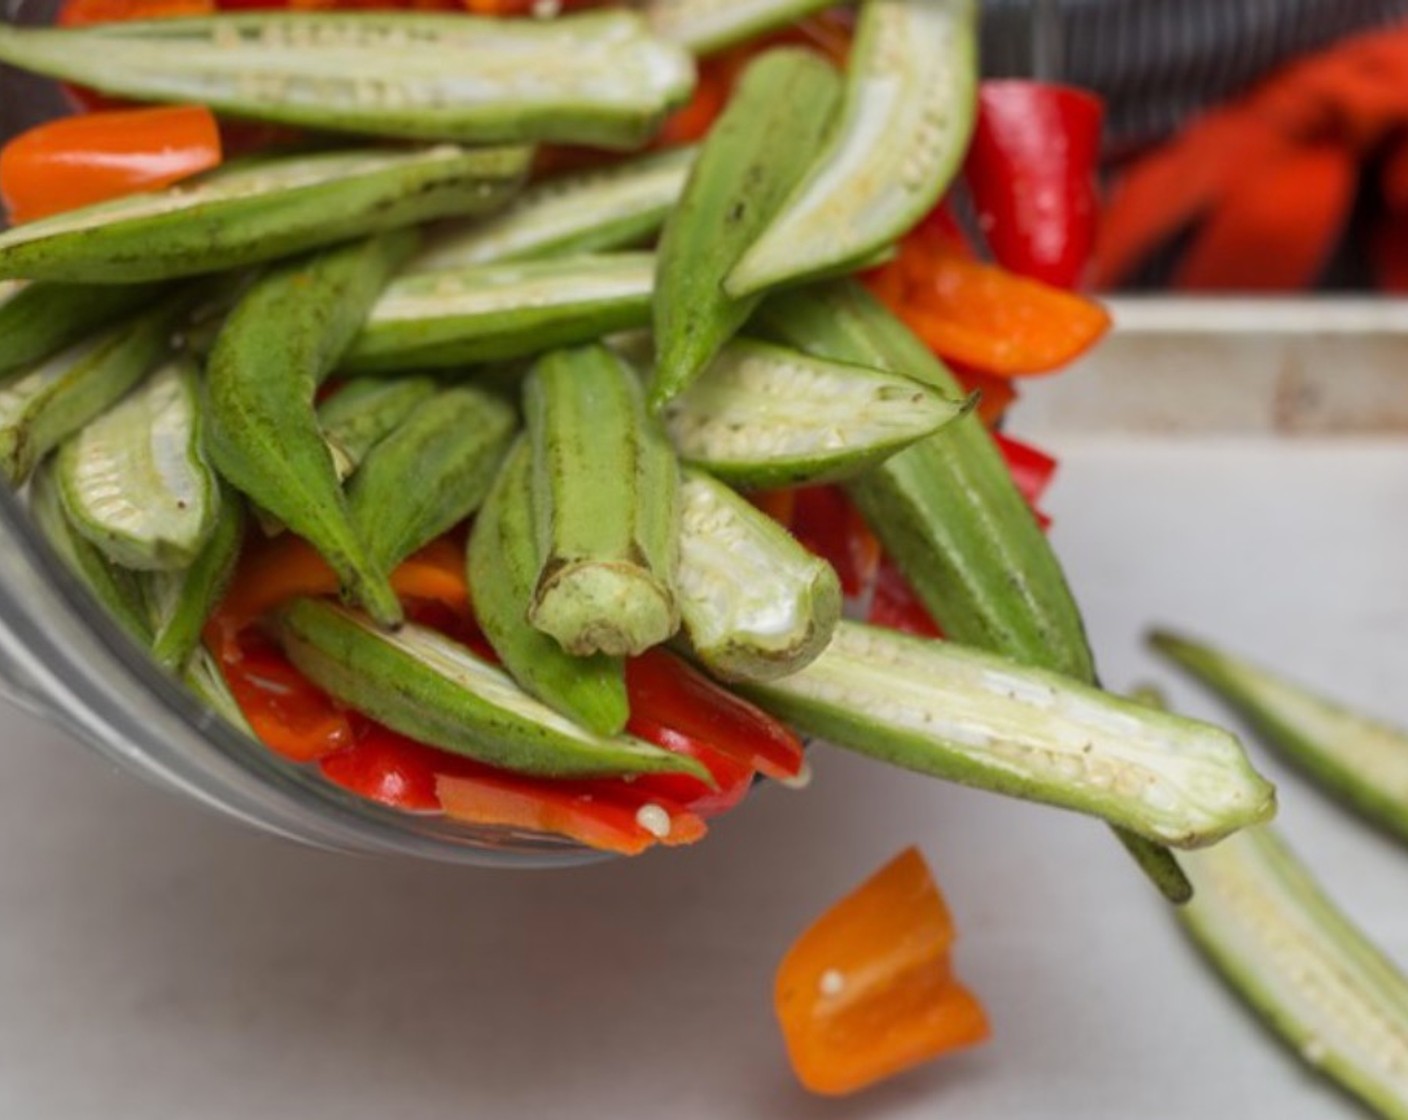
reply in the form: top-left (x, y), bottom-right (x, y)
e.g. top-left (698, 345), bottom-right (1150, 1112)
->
top-left (2, 435), bottom-right (1407, 1119)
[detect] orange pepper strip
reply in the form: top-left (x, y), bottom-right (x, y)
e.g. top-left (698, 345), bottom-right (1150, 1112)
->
top-left (776, 847), bottom-right (989, 1096)
top-left (0, 105), bottom-right (222, 225)
top-left (59, 0), bottom-right (212, 24)
top-left (891, 244), bottom-right (1111, 377)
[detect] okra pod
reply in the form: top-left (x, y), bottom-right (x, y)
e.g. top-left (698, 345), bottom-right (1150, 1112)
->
top-left (275, 597), bottom-right (708, 780)
top-left (1152, 630), bottom-right (1408, 845)
top-left (206, 233), bottom-right (416, 628)
top-left (343, 253), bottom-right (655, 373)
top-left (726, 0), bottom-right (978, 297)
top-left (347, 385), bottom-right (516, 576)
top-left (56, 358), bottom-right (221, 572)
top-left (661, 338), bottom-right (968, 488)
top-left (651, 48), bottom-right (841, 409)
top-left (0, 279), bottom-right (169, 376)
top-left (468, 439), bottom-right (630, 737)
top-left (742, 621), bottom-right (1276, 848)
top-left (525, 344), bottom-right (680, 657)
top-left (0, 12), bottom-right (694, 149)
top-left (184, 644), bottom-right (255, 736)
top-left (675, 468), bottom-right (840, 682)
top-left (316, 375), bottom-right (440, 476)
top-left (645, 0), bottom-right (836, 55)
top-left (412, 147), bottom-right (696, 272)
top-left (0, 145), bottom-right (529, 284)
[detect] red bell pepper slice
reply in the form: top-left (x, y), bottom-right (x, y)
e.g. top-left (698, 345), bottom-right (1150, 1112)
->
top-left (59, 0), bottom-right (212, 23)
top-left (867, 554), bottom-right (942, 638)
top-left (625, 648), bottom-right (805, 782)
top-left (319, 724), bottom-right (445, 812)
top-left (0, 105), bottom-right (222, 225)
top-left (788, 486), bottom-right (881, 599)
top-left (963, 80), bottom-right (1104, 290)
top-left (992, 431), bottom-right (1057, 507)
top-left (625, 715), bottom-right (755, 818)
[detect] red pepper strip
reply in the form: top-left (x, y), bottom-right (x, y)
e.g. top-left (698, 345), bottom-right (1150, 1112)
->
top-left (748, 488), bottom-right (797, 530)
top-left (59, 0), bottom-right (211, 23)
top-left (1173, 139), bottom-right (1357, 291)
top-left (320, 723), bottom-right (444, 811)
top-left (964, 80), bottom-right (1104, 289)
top-left (867, 554), bottom-right (942, 638)
top-left (992, 431), bottom-right (1057, 506)
top-left (0, 105), bottom-right (222, 225)
top-left (625, 716), bottom-right (754, 818)
top-left (788, 486), bottom-right (880, 599)
top-left (625, 648), bottom-right (805, 782)
top-left (1380, 130), bottom-right (1408, 215)
top-left (1372, 210), bottom-right (1408, 293)
top-left (950, 365), bottom-right (1017, 428)
top-left (655, 54), bottom-right (736, 147)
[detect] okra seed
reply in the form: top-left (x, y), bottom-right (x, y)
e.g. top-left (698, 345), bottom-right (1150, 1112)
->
top-left (635, 803), bottom-right (671, 839)
top-left (818, 969), bottom-right (846, 997)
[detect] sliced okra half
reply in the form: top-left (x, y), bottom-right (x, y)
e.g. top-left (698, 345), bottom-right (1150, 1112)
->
top-left (0, 11), bottom-right (694, 149)
top-left (644, 0), bottom-right (837, 55)
top-left (316, 375), bottom-right (440, 479)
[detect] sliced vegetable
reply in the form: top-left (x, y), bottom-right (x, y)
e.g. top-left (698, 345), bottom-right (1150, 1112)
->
top-left (0, 144), bottom-right (529, 284)
top-left (525, 344), bottom-right (680, 657)
top-left (316, 375), bottom-right (439, 476)
top-left (0, 279), bottom-right (168, 376)
top-left (344, 253), bottom-right (655, 372)
top-left (1152, 631), bottom-right (1408, 845)
top-left (0, 12), bottom-right (694, 149)
top-left (661, 338), bottom-right (969, 488)
top-left (468, 439), bottom-right (630, 737)
top-left (645, 0), bottom-right (835, 55)
top-left (274, 597), bottom-right (709, 780)
top-left (776, 847), bottom-right (989, 1096)
top-left (57, 358), bottom-right (220, 571)
top-left (411, 147), bottom-right (695, 271)
top-left (786, 484), bottom-right (880, 599)
top-left (651, 48), bottom-right (841, 408)
top-left (867, 553), bottom-right (940, 637)
top-left (182, 643), bottom-right (253, 736)
top-left (725, 0), bottom-right (977, 297)
top-left (320, 725), bottom-right (443, 812)
top-left (206, 233), bottom-right (416, 628)
top-left (743, 622), bottom-right (1276, 848)
top-left (993, 431), bottom-right (1058, 507)
top-left (625, 717), bottom-right (754, 817)
top-left (0, 105), bottom-right (222, 225)
top-left (675, 468), bottom-right (840, 682)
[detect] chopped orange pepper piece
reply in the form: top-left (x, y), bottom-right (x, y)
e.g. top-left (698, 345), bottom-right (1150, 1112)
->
top-left (775, 847), bottom-right (989, 1096)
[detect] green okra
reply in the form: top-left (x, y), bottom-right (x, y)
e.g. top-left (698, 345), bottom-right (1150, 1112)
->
top-left (56, 358), bottom-right (221, 572)
top-left (525, 344), bottom-right (680, 658)
top-left (343, 253), bottom-right (655, 373)
top-left (183, 644), bottom-right (254, 736)
top-left (0, 145), bottom-right (529, 285)
top-left (144, 489), bottom-right (246, 671)
top-left (0, 12), bottom-right (693, 150)
top-left (29, 460), bottom-right (152, 645)
top-left (661, 338), bottom-right (968, 488)
top-left (0, 297), bottom-right (186, 486)
top-left (644, 0), bottom-right (836, 55)
top-left (1151, 630), bottom-right (1408, 844)
top-left (741, 621), bottom-right (1276, 848)
top-left (651, 48), bottom-right (841, 409)
top-left (468, 439), bottom-right (629, 737)
top-left (0, 279), bottom-right (169, 376)
top-left (347, 385), bottom-right (516, 576)
top-left (675, 468), bottom-right (840, 682)
top-left (316, 375), bottom-right (440, 476)
top-left (205, 232), bottom-right (416, 628)
top-left (412, 147), bottom-right (696, 272)
top-left (275, 597), bottom-right (708, 780)
top-left (726, 0), bottom-right (978, 297)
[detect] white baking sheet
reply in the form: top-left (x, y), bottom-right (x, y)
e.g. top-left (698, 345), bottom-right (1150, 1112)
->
top-left (1, 435), bottom-right (1406, 1119)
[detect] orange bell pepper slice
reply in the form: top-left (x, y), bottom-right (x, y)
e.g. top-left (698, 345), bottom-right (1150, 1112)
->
top-left (59, 0), bottom-right (212, 24)
top-left (776, 847), bottom-right (989, 1096)
top-left (0, 105), bottom-right (222, 225)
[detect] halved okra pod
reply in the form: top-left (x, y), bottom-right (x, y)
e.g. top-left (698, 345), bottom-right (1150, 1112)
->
top-left (525, 344), bottom-right (681, 658)
top-left (726, 0), bottom-right (978, 297)
top-left (0, 279), bottom-right (169, 376)
top-left (675, 468), bottom-right (840, 682)
top-left (343, 253), bottom-right (655, 373)
top-left (347, 385), bottom-right (517, 577)
top-left (0, 12), bottom-right (694, 149)
top-left (741, 621), bottom-right (1276, 848)
top-left (644, 0), bottom-right (837, 55)
top-left (0, 145), bottom-right (530, 284)
top-left (316, 375), bottom-right (440, 478)
top-left (183, 645), bottom-right (255, 735)
top-left (651, 48), bottom-right (841, 409)
top-left (468, 439), bottom-right (630, 737)
top-left (205, 232), bottom-right (416, 628)
top-left (275, 597), bottom-right (708, 781)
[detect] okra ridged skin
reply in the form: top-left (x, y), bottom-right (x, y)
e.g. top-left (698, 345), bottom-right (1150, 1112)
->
top-left (742, 622), bottom-right (1276, 848)
top-left (468, 439), bottom-right (630, 736)
top-left (675, 468), bottom-right (840, 682)
top-left (1180, 826), bottom-right (1408, 1120)
top-left (411, 147), bottom-right (696, 272)
top-left (348, 385), bottom-right (516, 576)
top-left (1152, 631), bottom-right (1408, 845)
top-left (0, 12), bottom-right (694, 150)
top-left (645, 0), bottom-right (837, 55)
top-left (526, 344), bottom-right (681, 658)
top-left (316, 375), bottom-right (440, 473)
top-left (726, 0), bottom-right (978, 297)
top-left (275, 598), bottom-right (707, 780)
top-left (651, 48), bottom-right (841, 409)
top-left (343, 253), bottom-right (655, 373)
top-left (0, 145), bottom-right (529, 285)
top-left (206, 232), bottom-right (416, 629)
top-left (0, 279), bottom-right (169, 376)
